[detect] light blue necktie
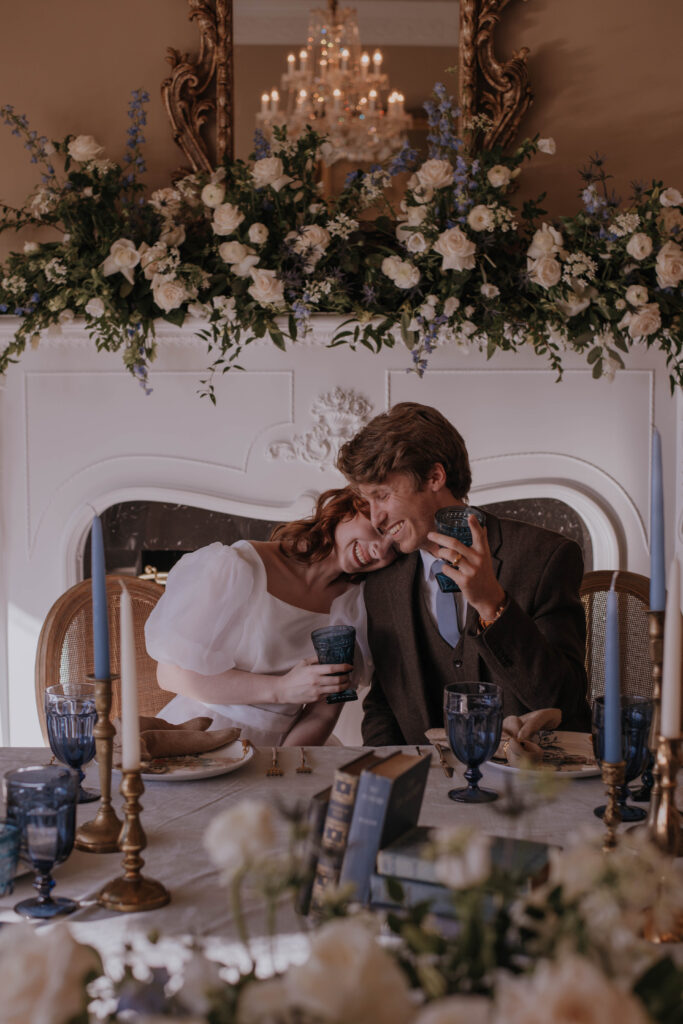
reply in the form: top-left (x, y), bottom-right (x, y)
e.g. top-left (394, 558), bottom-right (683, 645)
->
top-left (431, 560), bottom-right (460, 647)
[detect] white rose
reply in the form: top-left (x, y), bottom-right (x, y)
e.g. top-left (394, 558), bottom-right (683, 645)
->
top-left (201, 183), bottom-right (225, 208)
top-left (528, 254), bottom-right (562, 289)
top-left (655, 239), bottom-right (683, 288)
top-left (251, 156), bottom-right (292, 192)
top-left (414, 995), bottom-right (492, 1024)
top-left (537, 137), bottom-right (557, 155)
top-left (286, 919), bottom-right (414, 1024)
top-left (0, 923), bottom-right (100, 1024)
top-left (625, 232), bottom-right (653, 260)
top-left (67, 134), bottom-right (104, 163)
top-left (219, 241), bottom-right (251, 264)
top-left (433, 227), bottom-right (476, 272)
top-left (23, 241), bottom-right (39, 254)
top-left (434, 829), bottom-right (492, 889)
top-left (85, 297), bottom-right (105, 318)
top-left (480, 283), bottom-right (500, 299)
top-left (492, 955), bottom-right (651, 1024)
top-left (238, 977), bottom-right (290, 1024)
top-left (416, 158), bottom-right (454, 191)
top-left (212, 202), bottom-right (245, 236)
top-left (246, 268), bottom-right (285, 307)
top-left (204, 799), bottom-right (277, 880)
top-left (405, 204), bottom-right (428, 226)
top-left (139, 241), bottom-right (168, 280)
top-left (248, 222), bottom-right (269, 244)
top-left (101, 237), bottom-right (140, 284)
top-left (556, 290), bottom-right (591, 317)
top-left (391, 260), bottom-right (421, 289)
top-left (487, 164), bottom-right (512, 188)
top-left (294, 224), bottom-right (331, 254)
top-left (382, 255), bottom-right (403, 282)
top-left (152, 275), bottom-right (189, 313)
top-left (212, 294), bottom-right (237, 320)
top-left (660, 187), bottom-right (683, 207)
top-left (527, 222), bottom-right (563, 259)
top-left (159, 222), bottom-right (186, 247)
top-left (405, 231), bottom-right (429, 254)
top-left (468, 205), bottom-right (495, 231)
top-left (625, 284), bottom-right (649, 306)
top-left (621, 302), bottom-right (661, 340)
top-left (443, 296), bottom-right (460, 317)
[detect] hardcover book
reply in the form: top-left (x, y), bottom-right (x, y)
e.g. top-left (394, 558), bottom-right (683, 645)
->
top-left (338, 751), bottom-right (432, 904)
top-left (309, 750), bottom-right (387, 911)
top-left (369, 872), bottom-right (457, 918)
top-left (295, 785), bottom-right (331, 916)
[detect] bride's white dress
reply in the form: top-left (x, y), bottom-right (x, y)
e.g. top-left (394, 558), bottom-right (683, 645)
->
top-left (144, 540), bottom-right (372, 746)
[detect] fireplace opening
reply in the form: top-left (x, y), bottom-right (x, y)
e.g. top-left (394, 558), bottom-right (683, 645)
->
top-left (82, 497), bottom-right (593, 580)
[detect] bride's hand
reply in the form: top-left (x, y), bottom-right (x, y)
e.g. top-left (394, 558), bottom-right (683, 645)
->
top-left (280, 657), bottom-right (353, 703)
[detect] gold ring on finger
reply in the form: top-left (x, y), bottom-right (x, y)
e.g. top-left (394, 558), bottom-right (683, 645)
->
top-left (451, 554), bottom-right (462, 567)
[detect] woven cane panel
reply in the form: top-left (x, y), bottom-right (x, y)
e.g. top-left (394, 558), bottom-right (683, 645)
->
top-left (582, 589), bottom-right (651, 705)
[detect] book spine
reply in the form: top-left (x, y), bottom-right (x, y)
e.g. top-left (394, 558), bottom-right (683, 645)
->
top-left (376, 847), bottom-right (438, 885)
top-left (338, 772), bottom-right (392, 903)
top-left (295, 792), bottom-right (330, 916)
top-left (309, 770), bottom-right (362, 911)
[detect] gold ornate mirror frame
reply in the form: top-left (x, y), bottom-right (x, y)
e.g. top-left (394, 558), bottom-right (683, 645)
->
top-left (162, 0), bottom-right (532, 172)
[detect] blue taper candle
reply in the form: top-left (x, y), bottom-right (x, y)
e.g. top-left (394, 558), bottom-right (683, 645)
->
top-left (650, 427), bottom-right (666, 611)
top-left (90, 514), bottom-right (110, 680)
top-left (603, 572), bottom-right (622, 763)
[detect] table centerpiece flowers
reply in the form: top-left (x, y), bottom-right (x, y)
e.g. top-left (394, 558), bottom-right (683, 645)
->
top-left (0, 83), bottom-right (681, 399)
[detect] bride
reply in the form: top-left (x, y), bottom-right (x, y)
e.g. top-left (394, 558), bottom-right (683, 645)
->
top-left (144, 488), bottom-right (396, 746)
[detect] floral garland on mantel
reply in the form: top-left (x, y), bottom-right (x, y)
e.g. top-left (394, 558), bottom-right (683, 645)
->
top-left (0, 86), bottom-right (681, 400)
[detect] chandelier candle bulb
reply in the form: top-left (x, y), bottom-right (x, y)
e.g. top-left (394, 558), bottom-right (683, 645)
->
top-left (332, 88), bottom-right (342, 112)
top-left (270, 90), bottom-right (279, 114)
top-left (650, 428), bottom-right (666, 612)
top-left (287, 53), bottom-right (296, 73)
top-left (372, 49), bottom-right (383, 72)
top-left (90, 514), bottom-right (110, 682)
top-left (260, 92), bottom-right (270, 116)
top-left (319, 58), bottom-right (328, 79)
top-left (297, 89), bottom-right (307, 112)
top-left (340, 47), bottom-right (349, 72)
top-left (368, 89), bottom-right (377, 113)
top-left (360, 52), bottom-right (370, 77)
top-left (603, 572), bottom-right (622, 763)
top-left (299, 48), bottom-right (308, 72)
top-left (660, 556), bottom-right (682, 738)
top-left (119, 582), bottom-right (140, 773)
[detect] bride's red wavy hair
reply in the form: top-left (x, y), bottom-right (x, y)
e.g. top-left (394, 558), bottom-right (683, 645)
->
top-left (270, 487), bottom-right (371, 564)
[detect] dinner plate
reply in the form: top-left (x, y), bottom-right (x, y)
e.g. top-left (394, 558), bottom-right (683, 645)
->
top-left (487, 730), bottom-right (600, 777)
top-left (113, 739), bottom-right (254, 782)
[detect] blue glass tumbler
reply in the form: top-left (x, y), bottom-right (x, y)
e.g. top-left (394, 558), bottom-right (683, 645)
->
top-left (5, 764), bottom-right (79, 918)
top-left (444, 682), bottom-right (503, 803)
top-left (434, 506), bottom-right (486, 593)
top-left (592, 695), bottom-right (653, 823)
top-left (0, 820), bottom-right (21, 896)
top-left (45, 683), bottom-right (98, 803)
top-left (311, 625), bottom-right (358, 704)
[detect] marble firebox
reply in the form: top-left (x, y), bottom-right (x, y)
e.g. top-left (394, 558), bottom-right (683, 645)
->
top-left (0, 315), bottom-right (679, 744)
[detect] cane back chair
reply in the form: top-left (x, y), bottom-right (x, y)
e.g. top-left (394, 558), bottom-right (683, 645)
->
top-left (579, 569), bottom-right (652, 707)
top-left (35, 575), bottom-right (168, 743)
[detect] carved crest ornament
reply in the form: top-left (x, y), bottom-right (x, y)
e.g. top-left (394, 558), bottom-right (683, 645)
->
top-left (162, 0), bottom-right (533, 172)
top-left (266, 387), bottom-right (374, 471)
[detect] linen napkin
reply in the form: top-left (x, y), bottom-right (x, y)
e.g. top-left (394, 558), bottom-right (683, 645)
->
top-left (114, 715), bottom-right (241, 761)
top-left (493, 708), bottom-right (562, 766)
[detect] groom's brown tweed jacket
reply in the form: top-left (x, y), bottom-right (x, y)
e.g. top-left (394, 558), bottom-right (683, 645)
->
top-left (361, 511), bottom-right (590, 745)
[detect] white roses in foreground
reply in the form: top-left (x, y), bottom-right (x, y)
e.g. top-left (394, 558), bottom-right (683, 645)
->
top-left (433, 227), bottom-right (476, 271)
top-left (527, 222), bottom-right (563, 259)
top-left (251, 156), bottom-right (292, 192)
top-left (625, 232), bottom-right (653, 260)
top-left (212, 202), bottom-right (245, 236)
top-left (433, 826), bottom-right (492, 889)
top-left (152, 275), bottom-right (191, 312)
top-left (655, 239), bottom-right (683, 288)
top-left (619, 301), bottom-right (662, 340)
top-left (528, 254), bottom-right (562, 289)
top-left (219, 241), bottom-right (260, 277)
top-left (416, 158), bottom-right (454, 191)
top-left (67, 134), bottom-right (104, 163)
top-left (101, 238), bottom-right (140, 284)
top-left (381, 255), bottom-right (421, 289)
top-left (487, 164), bottom-right (512, 188)
top-left (247, 268), bottom-right (285, 308)
top-left (204, 799), bottom-right (277, 880)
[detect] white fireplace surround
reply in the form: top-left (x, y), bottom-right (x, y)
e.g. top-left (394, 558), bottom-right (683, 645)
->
top-left (1, 316), bottom-right (680, 745)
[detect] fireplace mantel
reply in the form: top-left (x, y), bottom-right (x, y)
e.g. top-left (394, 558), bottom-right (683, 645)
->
top-left (0, 318), bottom-right (679, 744)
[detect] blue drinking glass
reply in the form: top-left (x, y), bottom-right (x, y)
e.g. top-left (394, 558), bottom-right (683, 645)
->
top-left (311, 625), bottom-right (358, 704)
top-left (434, 506), bottom-right (486, 593)
top-left (0, 820), bottom-right (21, 896)
top-left (591, 695), bottom-right (653, 822)
top-left (5, 764), bottom-right (78, 918)
top-left (444, 682), bottom-right (503, 803)
top-left (45, 683), bottom-right (98, 803)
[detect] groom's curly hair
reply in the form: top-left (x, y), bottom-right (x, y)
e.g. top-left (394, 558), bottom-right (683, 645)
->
top-left (337, 402), bottom-right (472, 498)
top-left (271, 488), bottom-right (371, 564)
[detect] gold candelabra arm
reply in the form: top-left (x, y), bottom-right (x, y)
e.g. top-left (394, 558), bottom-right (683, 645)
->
top-left (601, 760), bottom-right (626, 851)
top-left (74, 674), bottom-right (122, 854)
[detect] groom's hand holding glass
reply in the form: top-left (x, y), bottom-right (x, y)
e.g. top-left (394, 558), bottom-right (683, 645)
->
top-left (428, 508), bottom-right (507, 626)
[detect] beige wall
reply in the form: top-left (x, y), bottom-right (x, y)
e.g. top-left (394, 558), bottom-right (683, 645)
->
top-left (0, 0), bottom-right (681, 258)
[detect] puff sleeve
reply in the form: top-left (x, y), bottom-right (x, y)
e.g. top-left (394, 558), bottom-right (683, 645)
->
top-left (144, 542), bottom-right (256, 676)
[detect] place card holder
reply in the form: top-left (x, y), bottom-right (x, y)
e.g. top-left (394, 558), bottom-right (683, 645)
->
top-left (600, 760), bottom-right (626, 851)
top-left (98, 768), bottom-right (170, 913)
top-left (74, 673), bottom-right (122, 854)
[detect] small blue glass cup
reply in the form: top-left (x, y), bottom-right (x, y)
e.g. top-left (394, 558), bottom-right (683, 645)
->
top-left (444, 682), bottom-right (503, 803)
top-left (311, 625), bottom-right (358, 704)
top-left (45, 683), bottom-right (98, 803)
top-left (4, 764), bottom-right (78, 918)
top-left (434, 506), bottom-right (486, 593)
top-left (0, 820), bottom-right (21, 896)
top-left (591, 695), bottom-right (653, 823)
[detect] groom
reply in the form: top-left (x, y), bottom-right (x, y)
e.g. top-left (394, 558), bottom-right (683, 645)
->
top-left (337, 402), bottom-right (590, 745)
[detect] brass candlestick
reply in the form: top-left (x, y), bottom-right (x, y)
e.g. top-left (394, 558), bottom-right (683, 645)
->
top-left (74, 673), bottom-right (122, 853)
top-left (637, 610), bottom-right (664, 819)
top-left (601, 760), bottom-right (626, 851)
top-left (651, 735), bottom-right (681, 856)
top-left (98, 769), bottom-right (170, 912)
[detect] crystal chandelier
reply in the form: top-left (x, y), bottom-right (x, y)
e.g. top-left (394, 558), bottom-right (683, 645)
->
top-left (255, 1), bottom-right (412, 165)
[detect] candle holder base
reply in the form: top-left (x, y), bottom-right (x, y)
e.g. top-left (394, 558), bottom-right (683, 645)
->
top-left (650, 735), bottom-right (681, 856)
top-left (74, 807), bottom-right (122, 854)
top-left (600, 760), bottom-right (626, 851)
top-left (98, 875), bottom-right (170, 913)
top-left (74, 673), bottom-right (122, 854)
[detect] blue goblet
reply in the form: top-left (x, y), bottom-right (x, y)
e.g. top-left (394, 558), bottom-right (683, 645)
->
top-left (5, 764), bottom-right (78, 918)
top-left (433, 506), bottom-right (486, 593)
top-left (45, 683), bottom-right (98, 803)
top-left (311, 625), bottom-right (358, 705)
top-left (444, 682), bottom-right (503, 803)
top-left (0, 820), bottom-right (21, 896)
top-left (592, 695), bottom-right (653, 823)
